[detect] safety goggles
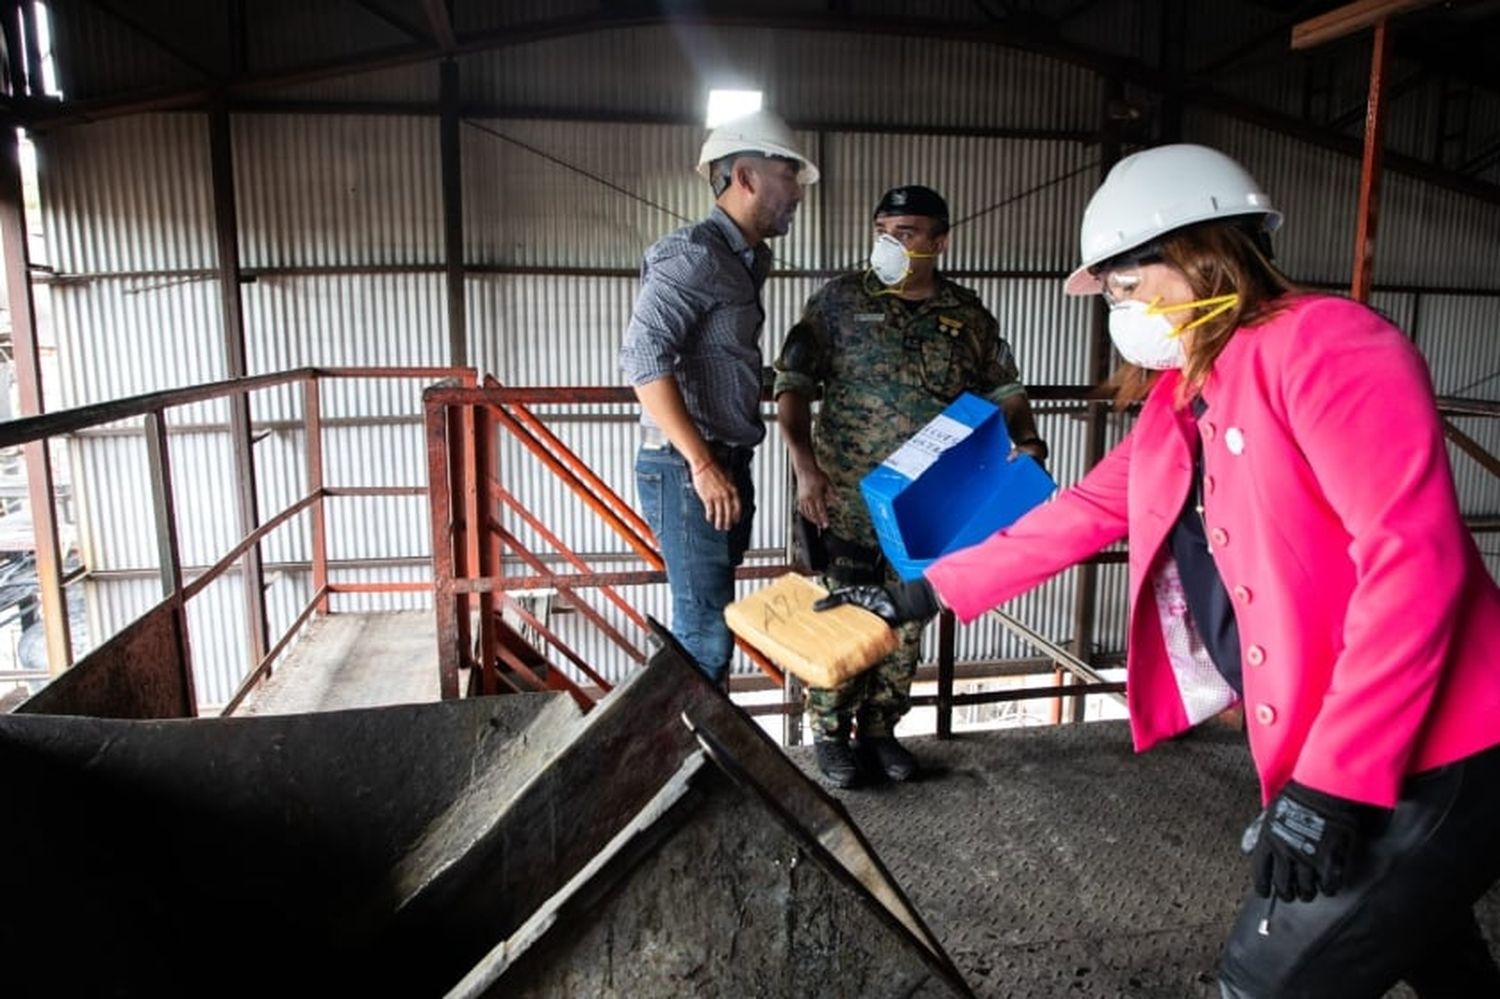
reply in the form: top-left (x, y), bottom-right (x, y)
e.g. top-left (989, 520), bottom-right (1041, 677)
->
top-left (1089, 244), bottom-right (1163, 304)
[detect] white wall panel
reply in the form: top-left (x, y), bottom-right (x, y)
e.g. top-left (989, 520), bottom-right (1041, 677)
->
top-left (48, 277), bottom-right (227, 418)
top-left (243, 272), bottom-right (449, 421)
top-left (234, 115), bottom-right (443, 268)
top-left (462, 118), bottom-right (819, 271)
top-left (38, 114), bottom-right (216, 274)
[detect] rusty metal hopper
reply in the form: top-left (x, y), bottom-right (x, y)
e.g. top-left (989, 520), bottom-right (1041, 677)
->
top-left (1, 620), bottom-right (970, 997)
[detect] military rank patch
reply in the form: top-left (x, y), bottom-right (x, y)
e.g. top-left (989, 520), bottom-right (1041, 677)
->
top-left (854, 313), bottom-right (885, 323)
top-left (938, 315), bottom-right (964, 335)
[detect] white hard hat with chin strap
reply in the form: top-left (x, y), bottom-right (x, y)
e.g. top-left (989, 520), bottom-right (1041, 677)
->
top-left (1064, 143), bottom-right (1282, 296)
top-left (696, 109), bottom-right (819, 189)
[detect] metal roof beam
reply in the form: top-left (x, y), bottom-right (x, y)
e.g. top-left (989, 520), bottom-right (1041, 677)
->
top-left (422, 0), bottom-right (458, 52)
top-left (347, 0), bottom-right (433, 44)
top-left (77, 0), bottom-right (222, 81)
top-left (5, 8), bottom-right (1498, 207)
top-left (1291, 0), bottom-right (1444, 49)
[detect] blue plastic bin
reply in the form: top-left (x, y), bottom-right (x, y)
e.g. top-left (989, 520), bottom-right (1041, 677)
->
top-left (861, 392), bottom-right (1056, 581)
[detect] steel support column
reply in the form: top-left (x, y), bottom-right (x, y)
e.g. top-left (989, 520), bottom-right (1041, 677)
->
top-left (209, 103), bottom-right (268, 667)
top-left (440, 59), bottom-right (466, 366)
top-left (1351, 18), bottom-right (1393, 303)
top-left (1066, 75), bottom-right (1125, 722)
top-left (0, 128), bottom-right (72, 673)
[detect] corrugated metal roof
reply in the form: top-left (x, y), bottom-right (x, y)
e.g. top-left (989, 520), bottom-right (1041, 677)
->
top-left (458, 25), bottom-right (1098, 133)
top-left (47, 0), bottom-right (214, 99)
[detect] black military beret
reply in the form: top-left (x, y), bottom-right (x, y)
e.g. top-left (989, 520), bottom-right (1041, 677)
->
top-left (873, 185), bottom-right (949, 223)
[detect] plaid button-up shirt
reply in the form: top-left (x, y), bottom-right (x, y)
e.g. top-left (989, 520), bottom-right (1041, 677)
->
top-left (619, 206), bottom-right (772, 448)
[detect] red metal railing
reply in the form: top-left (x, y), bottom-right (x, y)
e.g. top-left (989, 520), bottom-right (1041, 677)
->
top-left (421, 382), bottom-right (1500, 736)
top-left (0, 366), bottom-right (475, 716)
top-left (423, 380), bottom-right (790, 708)
top-left (5, 371), bottom-right (1493, 732)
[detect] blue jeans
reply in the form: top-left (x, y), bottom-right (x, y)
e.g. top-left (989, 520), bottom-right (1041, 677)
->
top-left (635, 443), bottom-right (755, 684)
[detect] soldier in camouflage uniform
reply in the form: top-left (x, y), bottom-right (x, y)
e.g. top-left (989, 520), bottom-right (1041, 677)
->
top-left (773, 185), bottom-right (1047, 788)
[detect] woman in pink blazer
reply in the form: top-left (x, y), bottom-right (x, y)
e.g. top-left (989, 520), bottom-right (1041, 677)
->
top-left (819, 144), bottom-right (1500, 997)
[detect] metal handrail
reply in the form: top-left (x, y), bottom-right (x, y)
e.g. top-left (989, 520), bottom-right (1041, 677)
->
top-left (4, 365), bottom-right (476, 713)
top-left (421, 380), bottom-right (1500, 740)
top-left (8, 373), bottom-right (1494, 730)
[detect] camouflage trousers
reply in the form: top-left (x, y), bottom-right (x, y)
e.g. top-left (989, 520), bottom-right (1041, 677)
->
top-left (806, 570), bottom-right (926, 741)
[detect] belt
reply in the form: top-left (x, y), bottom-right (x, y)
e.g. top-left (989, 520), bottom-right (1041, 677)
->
top-left (641, 426), bottom-right (754, 465)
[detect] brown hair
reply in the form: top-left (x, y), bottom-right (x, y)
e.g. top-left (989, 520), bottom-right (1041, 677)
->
top-left (1103, 220), bottom-right (1304, 407)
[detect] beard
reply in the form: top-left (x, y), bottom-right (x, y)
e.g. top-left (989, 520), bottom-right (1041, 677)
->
top-left (757, 198), bottom-right (798, 238)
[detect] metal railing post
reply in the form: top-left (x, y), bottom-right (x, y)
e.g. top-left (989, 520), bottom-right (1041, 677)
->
top-left (145, 409), bottom-right (197, 713)
top-left (936, 610), bottom-right (956, 739)
top-left (303, 377), bottom-right (329, 613)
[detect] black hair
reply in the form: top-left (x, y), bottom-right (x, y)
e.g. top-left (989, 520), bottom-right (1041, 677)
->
top-left (710, 153), bottom-right (802, 197)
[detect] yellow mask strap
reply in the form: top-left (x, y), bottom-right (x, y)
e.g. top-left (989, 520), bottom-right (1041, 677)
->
top-left (866, 246), bottom-right (937, 294)
top-left (866, 268), bottom-right (908, 296)
top-left (1145, 294), bottom-right (1239, 337)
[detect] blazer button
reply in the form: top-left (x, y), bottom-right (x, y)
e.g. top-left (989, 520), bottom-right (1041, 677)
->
top-left (1211, 527), bottom-right (1229, 547)
top-left (1254, 704), bottom-right (1276, 725)
top-left (1233, 585), bottom-right (1252, 604)
top-left (1246, 644), bottom-right (1265, 666)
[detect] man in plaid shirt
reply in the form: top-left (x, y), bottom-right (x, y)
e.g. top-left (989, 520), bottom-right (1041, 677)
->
top-left (620, 110), bottom-right (818, 684)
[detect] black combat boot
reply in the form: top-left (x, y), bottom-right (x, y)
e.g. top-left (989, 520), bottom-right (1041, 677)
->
top-left (813, 737), bottom-right (863, 788)
top-left (858, 735), bottom-right (918, 782)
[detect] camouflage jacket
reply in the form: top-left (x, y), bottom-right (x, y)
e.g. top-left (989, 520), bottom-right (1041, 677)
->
top-left (773, 271), bottom-right (1025, 545)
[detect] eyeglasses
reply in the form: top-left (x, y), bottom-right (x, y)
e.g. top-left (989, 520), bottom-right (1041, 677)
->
top-left (1090, 246), bottom-right (1163, 303)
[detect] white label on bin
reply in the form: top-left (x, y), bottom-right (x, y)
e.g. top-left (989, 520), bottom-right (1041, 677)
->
top-left (882, 414), bottom-right (974, 480)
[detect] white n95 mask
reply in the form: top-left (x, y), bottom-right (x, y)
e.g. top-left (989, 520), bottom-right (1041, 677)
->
top-left (1107, 300), bottom-right (1186, 370)
top-left (869, 233), bottom-right (912, 286)
top-left (1107, 294), bottom-right (1239, 370)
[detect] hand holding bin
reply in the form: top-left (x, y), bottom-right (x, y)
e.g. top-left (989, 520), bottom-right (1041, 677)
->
top-left (724, 573), bottom-right (899, 688)
top-left (862, 392), bottom-right (1057, 581)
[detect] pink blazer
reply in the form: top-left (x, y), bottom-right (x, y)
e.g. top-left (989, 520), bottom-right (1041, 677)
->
top-left (926, 295), bottom-right (1500, 807)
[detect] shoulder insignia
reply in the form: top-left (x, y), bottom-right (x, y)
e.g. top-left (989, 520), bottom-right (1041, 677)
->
top-left (938, 315), bottom-right (964, 333)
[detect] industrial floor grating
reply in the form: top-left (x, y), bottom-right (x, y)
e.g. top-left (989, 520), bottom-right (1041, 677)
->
top-left (787, 720), bottom-right (1500, 999)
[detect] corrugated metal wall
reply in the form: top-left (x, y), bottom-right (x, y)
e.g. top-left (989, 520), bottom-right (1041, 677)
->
top-left (35, 112), bottom-right (455, 705)
top-left (32, 16), bottom-right (1500, 697)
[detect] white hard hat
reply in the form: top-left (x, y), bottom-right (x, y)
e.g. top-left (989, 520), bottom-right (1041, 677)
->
top-left (696, 109), bottom-right (819, 185)
top-left (1064, 144), bottom-right (1281, 296)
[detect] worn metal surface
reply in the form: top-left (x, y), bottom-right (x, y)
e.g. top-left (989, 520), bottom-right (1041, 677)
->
top-left (454, 621), bottom-right (971, 997)
top-left (481, 761), bottom-right (968, 999)
top-left (233, 610), bottom-right (438, 715)
top-left (16, 596), bottom-right (192, 718)
top-left (2, 615), bottom-right (971, 997)
top-left (385, 622), bottom-right (745, 991)
top-left (789, 722), bottom-right (1500, 999)
top-left (0, 692), bottom-right (567, 996)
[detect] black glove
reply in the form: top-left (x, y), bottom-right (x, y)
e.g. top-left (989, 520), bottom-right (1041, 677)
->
top-left (812, 578), bottom-right (941, 627)
top-left (1247, 781), bottom-right (1383, 902)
